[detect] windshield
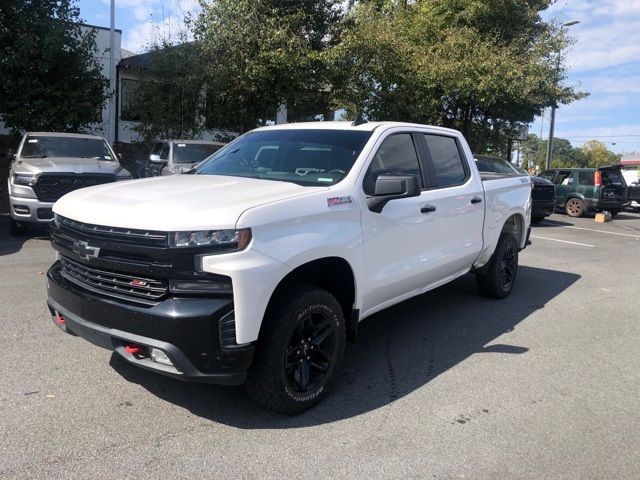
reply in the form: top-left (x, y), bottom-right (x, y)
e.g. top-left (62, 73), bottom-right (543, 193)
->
top-left (475, 157), bottom-right (519, 174)
top-left (173, 143), bottom-right (224, 163)
top-left (20, 136), bottom-right (113, 160)
top-left (195, 129), bottom-right (373, 186)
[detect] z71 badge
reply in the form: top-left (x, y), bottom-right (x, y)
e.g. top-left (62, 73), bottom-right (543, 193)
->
top-left (327, 196), bottom-right (353, 207)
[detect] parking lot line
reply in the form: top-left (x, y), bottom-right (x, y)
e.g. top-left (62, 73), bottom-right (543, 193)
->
top-left (530, 235), bottom-right (595, 248)
top-left (564, 226), bottom-right (640, 239)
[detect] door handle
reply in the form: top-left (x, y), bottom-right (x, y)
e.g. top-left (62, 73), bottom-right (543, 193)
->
top-left (421, 204), bottom-right (437, 214)
top-left (470, 196), bottom-right (483, 204)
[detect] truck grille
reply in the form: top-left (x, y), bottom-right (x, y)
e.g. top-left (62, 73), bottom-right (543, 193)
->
top-left (532, 184), bottom-right (555, 202)
top-left (59, 256), bottom-right (168, 304)
top-left (56, 215), bottom-right (168, 247)
top-left (33, 174), bottom-right (115, 202)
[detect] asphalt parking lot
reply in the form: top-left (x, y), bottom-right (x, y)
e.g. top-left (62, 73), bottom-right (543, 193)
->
top-left (1, 211), bottom-right (639, 479)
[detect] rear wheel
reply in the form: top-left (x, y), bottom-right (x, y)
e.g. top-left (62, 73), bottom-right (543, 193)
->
top-left (565, 198), bottom-right (585, 217)
top-left (244, 285), bottom-right (346, 414)
top-left (476, 233), bottom-right (519, 299)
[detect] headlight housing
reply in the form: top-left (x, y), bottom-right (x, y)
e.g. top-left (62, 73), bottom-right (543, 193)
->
top-left (168, 228), bottom-right (252, 251)
top-left (12, 173), bottom-right (37, 186)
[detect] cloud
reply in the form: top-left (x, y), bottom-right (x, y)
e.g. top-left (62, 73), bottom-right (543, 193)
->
top-left (545, 0), bottom-right (640, 71)
top-left (99, 0), bottom-right (200, 52)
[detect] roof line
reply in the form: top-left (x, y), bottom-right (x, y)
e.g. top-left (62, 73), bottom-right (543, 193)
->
top-left (74, 21), bottom-right (123, 34)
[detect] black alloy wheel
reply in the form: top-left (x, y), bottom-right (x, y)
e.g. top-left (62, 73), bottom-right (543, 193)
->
top-left (499, 243), bottom-right (517, 291)
top-left (284, 312), bottom-right (336, 394)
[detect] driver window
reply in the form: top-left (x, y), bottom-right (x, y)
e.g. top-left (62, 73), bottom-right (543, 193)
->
top-left (160, 143), bottom-right (170, 160)
top-left (363, 133), bottom-right (421, 195)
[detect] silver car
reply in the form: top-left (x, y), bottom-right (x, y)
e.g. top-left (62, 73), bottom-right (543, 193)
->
top-left (8, 132), bottom-right (131, 234)
top-left (147, 140), bottom-right (225, 176)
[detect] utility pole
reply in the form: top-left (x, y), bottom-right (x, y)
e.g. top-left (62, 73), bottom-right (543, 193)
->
top-left (107, 0), bottom-right (116, 143)
top-left (545, 20), bottom-right (580, 170)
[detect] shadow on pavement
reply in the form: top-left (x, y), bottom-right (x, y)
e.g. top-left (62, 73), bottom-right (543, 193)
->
top-left (534, 218), bottom-right (574, 228)
top-left (0, 215), bottom-right (50, 256)
top-left (110, 265), bottom-right (580, 428)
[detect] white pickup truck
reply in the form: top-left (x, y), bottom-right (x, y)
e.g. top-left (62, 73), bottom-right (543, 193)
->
top-left (46, 121), bottom-right (532, 414)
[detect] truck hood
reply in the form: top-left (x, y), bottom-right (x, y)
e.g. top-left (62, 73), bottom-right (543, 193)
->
top-left (14, 156), bottom-right (126, 175)
top-left (53, 174), bottom-right (327, 230)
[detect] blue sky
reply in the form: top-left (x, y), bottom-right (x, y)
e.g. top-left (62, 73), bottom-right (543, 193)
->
top-left (78, 0), bottom-right (640, 156)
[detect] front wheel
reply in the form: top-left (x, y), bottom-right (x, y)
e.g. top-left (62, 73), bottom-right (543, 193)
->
top-left (244, 285), bottom-right (346, 414)
top-left (476, 233), bottom-right (519, 299)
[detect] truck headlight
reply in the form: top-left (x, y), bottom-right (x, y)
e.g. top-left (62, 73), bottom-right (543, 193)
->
top-left (12, 174), bottom-right (37, 186)
top-left (168, 228), bottom-right (252, 250)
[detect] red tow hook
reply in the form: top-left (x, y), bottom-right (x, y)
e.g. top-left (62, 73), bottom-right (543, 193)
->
top-left (124, 343), bottom-right (146, 356)
top-left (55, 315), bottom-right (65, 326)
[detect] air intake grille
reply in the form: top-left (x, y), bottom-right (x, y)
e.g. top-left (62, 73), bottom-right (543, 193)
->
top-left (56, 215), bottom-right (168, 247)
top-left (59, 256), bottom-right (168, 304)
top-left (33, 174), bottom-right (115, 202)
top-left (532, 184), bottom-right (555, 201)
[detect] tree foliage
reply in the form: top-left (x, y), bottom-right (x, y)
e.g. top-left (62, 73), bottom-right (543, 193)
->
top-left (128, 42), bottom-right (207, 142)
top-left (194, 0), bottom-right (341, 132)
top-left (330, 0), bottom-right (586, 156)
top-left (0, 0), bottom-right (109, 135)
top-left (520, 134), bottom-right (620, 169)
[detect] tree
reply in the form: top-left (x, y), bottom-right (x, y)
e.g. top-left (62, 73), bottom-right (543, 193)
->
top-left (520, 134), bottom-right (588, 169)
top-left (128, 42), bottom-right (207, 142)
top-left (330, 0), bottom-right (586, 156)
top-left (194, 0), bottom-right (341, 133)
top-left (0, 0), bottom-right (109, 135)
top-left (582, 140), bottom-right (621, 168)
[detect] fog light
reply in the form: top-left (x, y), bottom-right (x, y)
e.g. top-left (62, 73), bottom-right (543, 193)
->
top-left (150, 348), bottom-right (173, 366)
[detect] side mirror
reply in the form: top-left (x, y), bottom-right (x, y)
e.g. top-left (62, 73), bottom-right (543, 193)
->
top-left (149, 154), bottom-right (163, 163)
top-left (367, 174), bottom-right (421, 213)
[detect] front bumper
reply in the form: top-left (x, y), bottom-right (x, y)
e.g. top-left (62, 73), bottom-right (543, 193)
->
top-left (9, 195), bottom-right (54, 223)
top-left (532, 200), bottom-right (555, 218)
top-left (47, 261), bottom-right (254, 385)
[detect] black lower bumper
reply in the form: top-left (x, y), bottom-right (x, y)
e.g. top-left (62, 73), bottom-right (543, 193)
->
top-left (586, 199), bottom-right (629, 212)
top-left (532, 200), bottom-right (555, 218)
top-left (47, 261), bottom-right (254, 385)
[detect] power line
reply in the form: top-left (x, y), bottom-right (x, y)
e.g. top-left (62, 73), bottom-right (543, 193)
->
top-left (561, 134), bottom-right (640, 138)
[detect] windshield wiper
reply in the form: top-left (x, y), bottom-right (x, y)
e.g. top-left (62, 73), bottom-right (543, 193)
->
top-left (22, 154), bottom-right (48, 158)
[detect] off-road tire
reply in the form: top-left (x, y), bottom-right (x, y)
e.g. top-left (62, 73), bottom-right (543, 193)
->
top-left (476, 233), bottom-right (519, 299)
top-left (244, 285), bottom-right (346, 415)
top-left (565, 198), bottom-right (585, 217)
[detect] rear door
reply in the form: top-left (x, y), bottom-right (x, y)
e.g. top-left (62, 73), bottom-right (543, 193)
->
top-left (599, 166), bottom-right (628, 202)
top-left (552, 170), bottom-right (573, 205)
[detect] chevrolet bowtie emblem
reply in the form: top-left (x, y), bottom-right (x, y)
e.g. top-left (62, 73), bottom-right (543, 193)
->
top-left (72, 240), bottom-right (100, 260)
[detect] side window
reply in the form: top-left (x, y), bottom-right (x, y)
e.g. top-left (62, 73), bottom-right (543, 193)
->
top-left (363, 133), bottom-right (421, 195)
top-left (555, 171), bottom-right (573, 185)
top-left (423, 135), bottom-right (466, 187)
top-left (539, 171), bottom-right (555, 182)
top-left (160, 143), bottom-right (170, 160)
top-left (578, 171), bottom-right (594, 186)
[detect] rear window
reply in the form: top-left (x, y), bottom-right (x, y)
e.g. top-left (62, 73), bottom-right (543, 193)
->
top-left (474, 157), bottom-right (519, 174)
top-left (601, 171), bottom-right (624, 186)
top-left (21, 136), bottom-right (112, 160)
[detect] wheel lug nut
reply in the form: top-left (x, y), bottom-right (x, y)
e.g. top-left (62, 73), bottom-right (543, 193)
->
top-left (306, 356), bottom-right (310, 360)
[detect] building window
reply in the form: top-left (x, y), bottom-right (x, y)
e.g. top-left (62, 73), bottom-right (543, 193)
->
top-left (120, 78), bottom-right (140, 121)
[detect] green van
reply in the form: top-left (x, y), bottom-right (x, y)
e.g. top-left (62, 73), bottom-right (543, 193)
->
top-left (538, 166), bottom-right (629, 217)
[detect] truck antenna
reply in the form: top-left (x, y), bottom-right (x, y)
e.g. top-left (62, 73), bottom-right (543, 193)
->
top-left (351, 111), bottom-right (368, 127)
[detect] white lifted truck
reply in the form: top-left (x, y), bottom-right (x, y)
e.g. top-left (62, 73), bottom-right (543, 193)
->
top-left (47, 121), bottom-right (532, 414)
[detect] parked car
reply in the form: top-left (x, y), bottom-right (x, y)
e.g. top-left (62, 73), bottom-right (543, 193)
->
top-left (145, 140), bottom-right (226, 177)
top-left (538, 166), bottom-right (630, 217)
top-left (46, 121), bottom-right (532, 414)
top-left (474, 155), bottom-right (554, 223)
top-left (7, 132), bottom-right (131, 235)
top-left (621, 168), bottom-right (640, 212)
